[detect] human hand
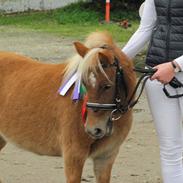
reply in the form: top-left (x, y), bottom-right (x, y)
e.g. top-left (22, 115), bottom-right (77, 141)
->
top-left (151, 62), bottom-right (175, 84)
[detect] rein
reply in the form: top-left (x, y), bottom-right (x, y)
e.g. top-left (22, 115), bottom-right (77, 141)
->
top-left (163, 77), bottom-right (183, 98)
top-left (85, 63), bottom-right (183, 134)
top-left (86, 62), bottom-right (156, 121)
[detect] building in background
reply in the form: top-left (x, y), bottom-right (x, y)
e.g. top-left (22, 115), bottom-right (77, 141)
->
top-left (0, 0), bottom-right (81, 13)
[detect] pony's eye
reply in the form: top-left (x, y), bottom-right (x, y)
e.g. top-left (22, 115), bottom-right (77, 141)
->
top-left (103, 84), bottom-right (112, 90)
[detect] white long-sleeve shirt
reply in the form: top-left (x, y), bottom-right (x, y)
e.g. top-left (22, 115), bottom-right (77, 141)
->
top-left (122, 0), bottom-right (183, 70)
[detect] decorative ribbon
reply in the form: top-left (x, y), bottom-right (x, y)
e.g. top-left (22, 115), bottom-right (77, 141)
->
top-left (59, 72), bottom-right (87, 101)
top-left (58, 72), bottom-right (77, 96)
top-left (82, 95), bottom-right (88, 126)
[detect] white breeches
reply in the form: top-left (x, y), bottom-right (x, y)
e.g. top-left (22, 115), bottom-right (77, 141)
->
top-left (145, 72), bottom-right (183, 183)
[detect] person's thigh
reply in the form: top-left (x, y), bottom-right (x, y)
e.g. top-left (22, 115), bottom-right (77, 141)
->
top-left (145, 79), bottom-right (183, 139)
top-left (145, 79), bottom-right (183, 183)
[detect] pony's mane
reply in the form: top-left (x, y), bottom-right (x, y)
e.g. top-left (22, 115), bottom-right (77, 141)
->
top-left (63, 32), bottom-right (114, 84)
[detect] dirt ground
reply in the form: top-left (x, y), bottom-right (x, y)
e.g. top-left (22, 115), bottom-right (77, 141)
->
top-left (0, 27), bottom-right (162, 183)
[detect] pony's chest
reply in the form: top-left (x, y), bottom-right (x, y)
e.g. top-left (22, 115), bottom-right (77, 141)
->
top-left (90, 136), bottom-right (120, 159)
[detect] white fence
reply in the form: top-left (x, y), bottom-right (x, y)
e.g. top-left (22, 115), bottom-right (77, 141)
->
top-left (0, 0), bottom-right (80, 13)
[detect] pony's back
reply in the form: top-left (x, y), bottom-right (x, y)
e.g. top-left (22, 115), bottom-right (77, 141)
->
top-left (0, 51), bottom-right (66, 156)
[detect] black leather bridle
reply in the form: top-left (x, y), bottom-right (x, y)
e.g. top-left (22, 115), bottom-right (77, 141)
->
top-left (87, 57), bottom-right (129, 118)
top-left (85, 58), bottom-right (183, 136)
top-left (86, 57), bottom-right (156, 136)
top-left (84, 44), bottom-right (183, 136)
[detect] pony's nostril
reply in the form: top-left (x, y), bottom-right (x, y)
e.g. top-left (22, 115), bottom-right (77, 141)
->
top-left (86, 127), bottom-right (105, 139)
top-left (94, 128), bottom-right (103, 136)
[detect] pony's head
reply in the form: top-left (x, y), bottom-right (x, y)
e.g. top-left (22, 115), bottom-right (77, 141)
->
top-left (63, 32), bottom-right (136, 139)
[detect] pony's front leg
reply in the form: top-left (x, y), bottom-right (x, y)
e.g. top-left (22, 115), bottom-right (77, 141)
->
top-left (0, 136), bottom-right (6, 183)
top-left (0, 136), bottom-right (6, 151)
top-left (63, 146), bottom-right (90, 183)
top-left (93, 150), bottom-right (119, 183)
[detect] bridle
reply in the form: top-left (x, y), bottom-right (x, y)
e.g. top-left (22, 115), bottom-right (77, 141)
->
top-left (82, 46), bottom-right (183, 136)
top-left (85, 56), bottom-right (156, 136)
top-left (87, 57), bottom-right (130, 119)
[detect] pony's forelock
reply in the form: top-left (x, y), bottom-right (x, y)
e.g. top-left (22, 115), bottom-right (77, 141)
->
top-left (63, 31), bottom-right (115, 86)
top-left (78, 48), bottom-right (104, 84)
top-left (63, 47), bottom-right (112, 86)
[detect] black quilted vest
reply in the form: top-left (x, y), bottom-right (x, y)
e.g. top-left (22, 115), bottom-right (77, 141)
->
top-left (146, 0), bottom-right (183, 66)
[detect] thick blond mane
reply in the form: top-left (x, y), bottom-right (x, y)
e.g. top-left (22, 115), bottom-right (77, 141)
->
top-left (63, 32), bottom-right (115, 84)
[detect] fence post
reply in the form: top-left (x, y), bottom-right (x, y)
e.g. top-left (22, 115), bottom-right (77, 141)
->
top-left (105, 0), bottom-right (110, 23)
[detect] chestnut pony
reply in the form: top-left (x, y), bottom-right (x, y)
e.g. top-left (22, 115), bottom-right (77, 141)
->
top-left (0, 32), bottom-right (136, 183)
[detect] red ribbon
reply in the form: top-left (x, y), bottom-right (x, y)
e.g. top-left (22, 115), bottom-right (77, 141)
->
top-left (82, 95), bottom-right (88, 126)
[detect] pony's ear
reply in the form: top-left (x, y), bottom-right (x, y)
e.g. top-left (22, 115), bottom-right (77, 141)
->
top-left (74, 42), bottom-right (89, 58)
top-left (98, 52), bottom-right (110, 67)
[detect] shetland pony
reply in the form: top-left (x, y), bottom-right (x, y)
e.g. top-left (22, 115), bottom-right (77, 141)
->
top-left (0, 32), bottom-right (136, 183)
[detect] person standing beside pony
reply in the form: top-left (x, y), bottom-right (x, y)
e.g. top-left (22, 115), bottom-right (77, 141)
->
top-left (122, 0), bottom-right (183, 182)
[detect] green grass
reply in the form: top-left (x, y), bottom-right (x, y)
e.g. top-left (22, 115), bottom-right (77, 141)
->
top-left (0, 2), bottom-right (139, 43)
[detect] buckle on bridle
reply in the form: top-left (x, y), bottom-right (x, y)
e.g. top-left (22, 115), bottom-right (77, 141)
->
top-left (110, 109), bottom-right (122, 121)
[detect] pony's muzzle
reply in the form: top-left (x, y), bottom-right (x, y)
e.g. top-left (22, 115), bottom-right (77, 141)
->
top-left (86, 127), bottom-right (105, 139)
top-left (85, 117), bottom-right (113, 139)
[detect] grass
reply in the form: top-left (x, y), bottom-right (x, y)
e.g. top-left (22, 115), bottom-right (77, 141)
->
top-left (0, 2), bottom-right (139, 43)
